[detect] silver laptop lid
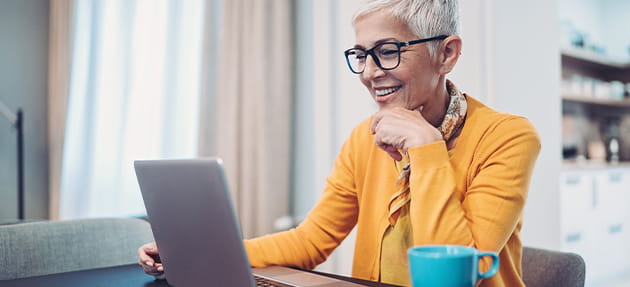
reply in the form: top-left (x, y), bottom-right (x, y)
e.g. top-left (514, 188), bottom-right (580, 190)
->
top-left (135, 158), bottom-right (255, 287)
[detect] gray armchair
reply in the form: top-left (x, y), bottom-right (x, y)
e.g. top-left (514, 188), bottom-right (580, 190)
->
top-left (522, 246), bottom-right (586, 287)
top-left (0, 217), bottom-right (154, 280)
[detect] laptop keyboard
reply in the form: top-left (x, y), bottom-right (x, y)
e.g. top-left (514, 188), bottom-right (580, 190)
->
top-left (255, 275), bottom-right (294, 287)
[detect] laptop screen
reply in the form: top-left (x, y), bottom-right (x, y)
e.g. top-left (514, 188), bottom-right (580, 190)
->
top-left (135, 158), bottom-right (255, 287)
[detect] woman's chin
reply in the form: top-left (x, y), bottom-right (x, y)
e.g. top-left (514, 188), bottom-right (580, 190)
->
top-left (376, 100), bottom-right (412, 111)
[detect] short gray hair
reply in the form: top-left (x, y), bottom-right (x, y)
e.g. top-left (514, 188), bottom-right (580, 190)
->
top-left (353, 0), bottom-right (460, 56)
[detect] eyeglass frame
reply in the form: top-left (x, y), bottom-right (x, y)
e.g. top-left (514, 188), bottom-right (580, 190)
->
top-left (343, 35), bottom-right (449, 74)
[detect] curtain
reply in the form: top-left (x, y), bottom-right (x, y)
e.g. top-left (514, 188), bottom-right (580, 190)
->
top-left (48, 0), bottom-right (75, 220)
top-left (53, 0), bottom-right (294, 235)
top-left (58, 0), bottom-right (205, 219)
top-left (197, 0), bottom-right (293, 238)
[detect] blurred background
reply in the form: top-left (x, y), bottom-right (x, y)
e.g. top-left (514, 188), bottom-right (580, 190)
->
top-left (0, 0), bottom-right (629, 286)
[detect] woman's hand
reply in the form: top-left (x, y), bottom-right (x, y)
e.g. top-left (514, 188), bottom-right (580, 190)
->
top-left (370, 107), bottom-right (442, 161)
top-left (137, 242), bottom-right (166, 279)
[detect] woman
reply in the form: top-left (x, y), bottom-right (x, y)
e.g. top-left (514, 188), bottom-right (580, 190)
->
top-left (139, 1), bottom-right (540, 286)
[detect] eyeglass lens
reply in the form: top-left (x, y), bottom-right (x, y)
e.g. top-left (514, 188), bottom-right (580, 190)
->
top-left (345, 43), bottom-right (400, 74)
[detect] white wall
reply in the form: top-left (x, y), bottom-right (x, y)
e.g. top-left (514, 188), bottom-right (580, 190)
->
top-left (557, 0), bottom-right (605, 49)
top-left (558, 0), bottom-right (630, 61)
top-left (602, 0), bottom-right (630, 61)
top-left (293, 0), bottom-right (563, 275)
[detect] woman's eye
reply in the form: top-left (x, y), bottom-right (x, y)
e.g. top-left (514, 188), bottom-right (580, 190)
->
top-left (349, 51), bottom-right (366, 61)
top-left (379, 49), bottom-right (398, 57)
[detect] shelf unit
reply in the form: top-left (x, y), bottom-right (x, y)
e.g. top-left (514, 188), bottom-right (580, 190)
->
top-left (560, 47), bottom-right (630, 286)
top-left (561, 46), bottom-right (630, 165)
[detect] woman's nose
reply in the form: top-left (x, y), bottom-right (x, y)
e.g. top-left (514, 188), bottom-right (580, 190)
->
top-left (362, 55), bottom-right (385, 79)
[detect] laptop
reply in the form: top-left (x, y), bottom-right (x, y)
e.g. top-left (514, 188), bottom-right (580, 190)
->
top-left (134, 158), bottom-right (367, 287)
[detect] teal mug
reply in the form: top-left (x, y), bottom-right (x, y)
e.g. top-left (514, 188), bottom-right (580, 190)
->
top-left (407, 245), bottom-right (499, 287)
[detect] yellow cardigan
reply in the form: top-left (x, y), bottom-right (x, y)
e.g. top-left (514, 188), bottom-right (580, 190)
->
top-left (244, 95), bottom-right (541, 287)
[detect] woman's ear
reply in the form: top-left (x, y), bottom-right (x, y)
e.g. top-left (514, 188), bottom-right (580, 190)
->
top-left (438, 35), bottom-right (462, 75)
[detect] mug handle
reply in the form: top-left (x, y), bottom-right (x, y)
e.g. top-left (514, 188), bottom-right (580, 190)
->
top-left (476, 252), bottom-right (500, 279)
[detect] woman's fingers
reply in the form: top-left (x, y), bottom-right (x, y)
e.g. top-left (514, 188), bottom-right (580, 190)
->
top-left (371, 107), bottom-right (441, 155)
top-left (375, 141), bottom-right (403, 161)
top-left (138, 242), bottom-right (157, 265)
top-left (138, 242), bottom-right (165, 279)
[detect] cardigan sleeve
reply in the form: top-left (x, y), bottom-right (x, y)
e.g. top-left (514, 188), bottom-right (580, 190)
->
top-left (406, 116), bottom-right (540, 254)
top-left (243, 127), bottom-right (361, 270)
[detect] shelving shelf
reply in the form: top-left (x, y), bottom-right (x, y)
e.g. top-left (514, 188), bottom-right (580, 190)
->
top-left (561, 46), bottom-right (630, 69)
top-left (562, 160), bottom-right (630, 169)
top-left (562, 95), bottom-right (630, 108)
top-left (561, 46), bottom-right (630, 81)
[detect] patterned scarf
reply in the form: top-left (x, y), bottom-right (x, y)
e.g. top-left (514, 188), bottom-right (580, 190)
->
top-left (387, 81), bottom-right (467, 226)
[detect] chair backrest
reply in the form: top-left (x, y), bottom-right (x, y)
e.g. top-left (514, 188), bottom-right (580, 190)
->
top-left (522, 246), bottom-right (586, 287)
top-left (0, 217), bottom-right (154, 280)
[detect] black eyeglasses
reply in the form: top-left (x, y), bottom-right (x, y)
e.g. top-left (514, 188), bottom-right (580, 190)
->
top-left (343, 35), bottom-right (448, 74)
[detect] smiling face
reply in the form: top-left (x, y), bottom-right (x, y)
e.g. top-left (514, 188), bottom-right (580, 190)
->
top-left (354, 10), bottom-right (444, 113)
